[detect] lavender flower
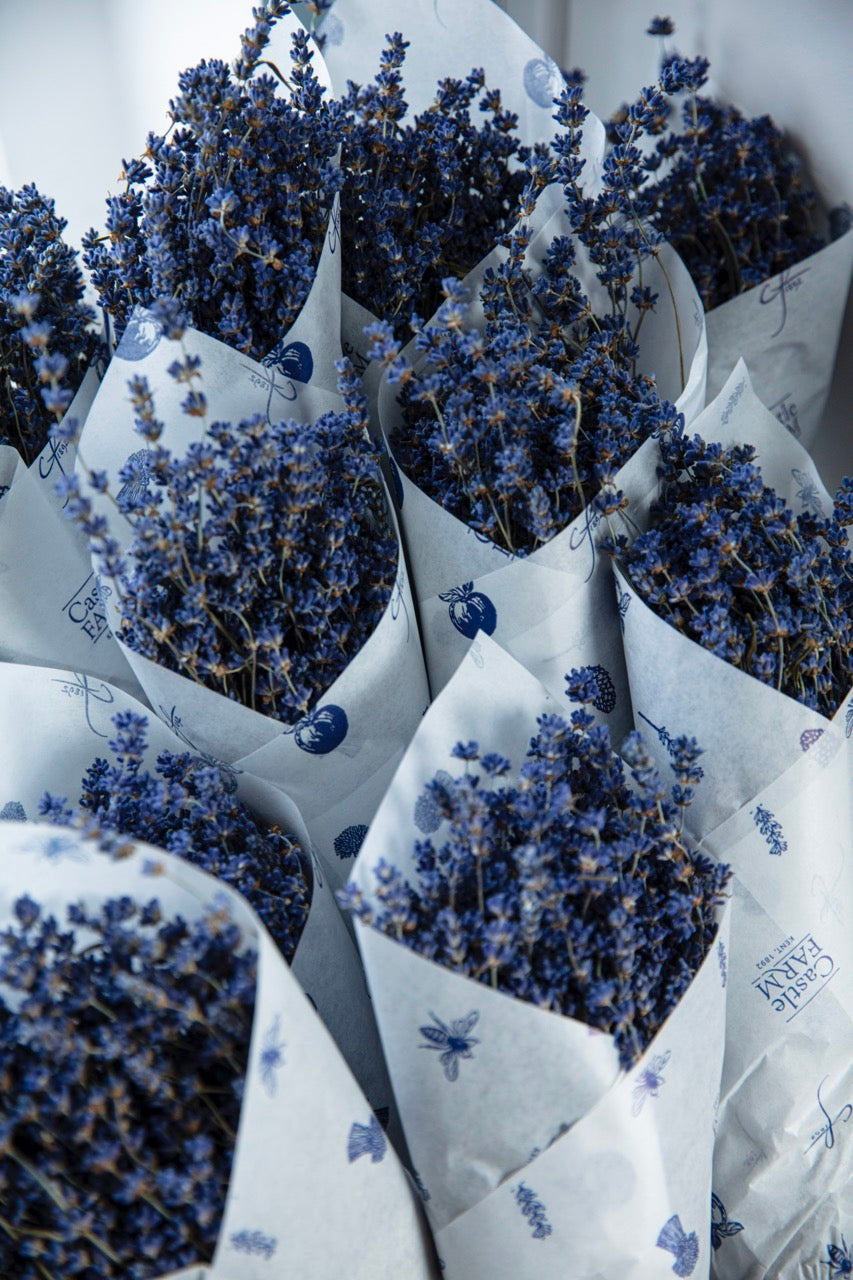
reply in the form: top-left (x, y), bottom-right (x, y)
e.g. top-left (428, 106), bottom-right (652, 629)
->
top-left (0, 890), bottom-right (256, 1277)
top-left (0, 184), bottom-right (95, 463)
top-left (39, 709), bottom-right (310, 961)
top-left (617, 432), bottom-right (853, 716)
top-left (342, 704), bottom-right (730, 1070)
top-left (64, 353), bottom-right (396, 722)
top-left (82, 3), bottom-right (343, 358)
top-left (610, 19), bottom-right (825, 309)
top-left (339, 33), bottom-right (536, 337)
top-left (369, 76), bottom-right (682, 556)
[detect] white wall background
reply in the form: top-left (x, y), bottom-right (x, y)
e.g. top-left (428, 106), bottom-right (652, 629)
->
top-left (1, 0), bottom-right (850, 479)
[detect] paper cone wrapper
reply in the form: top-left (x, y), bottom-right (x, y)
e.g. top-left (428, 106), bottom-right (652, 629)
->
top-left (0, 821), bottom-right (438, 1279)
top-left (615, 360), bottom-right (852, 841)
top-left (705, 229), bottom-right (853, 447)
top-left (75, 238), bottom-right (430, 894)
top-left (0, 369), bottom-right (139, 690)
top-left (0, 660), bottom-right (397, 1120)
top-left (373, 170), bottom-right (707, 742)
top-left (316, 0), bottom-right (604, 153)
top-left (349, 636), bottom-right (730, 1277)
top-left (700, 737), bottom-right (853, 1278)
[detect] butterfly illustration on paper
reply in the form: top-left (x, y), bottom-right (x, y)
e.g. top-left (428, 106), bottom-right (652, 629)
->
top-left (791, 467), bottom-right (825, 514)
top-left (631, 1049), bottom-right (671, 1116)
top-left (419, 1010), bottom-right (480, 1082)
top-left (710, 1192), bottom-right (744, 1250)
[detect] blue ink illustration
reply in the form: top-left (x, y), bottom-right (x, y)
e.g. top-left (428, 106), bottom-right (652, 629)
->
top-left (806, 1075), bottom-right (852, 1154)
top-left (414, 770), bottom-right (453, 834)
top-left (568, 504), bottom-right (601, 582)
top-left (241, 359), bottom-right (298, 420)
top-left (0, 801), bottom-right (27, 822)
top-left (116, 310), bottom-right (162, 360)
top-left (419, 1010), bottom-right (479, 1082)
top-left (514, 1183), bottom-right (553, 1240)
top-left (710, 1193), bottom-right (744, 1250)
top-left (347, 1114), bottom-right (387, 1163)
top-left (791, 467), bottom-right (824, 513)
top-left (62, 572), bottom-right (112, 645)
top-left (327, 199), bottom-right (341, 253)
top-left (38, 435), bottom-right (71, 492)
top-left (637, 712), bottom-right (704, 779)
top-left (334, 824), bottom-right (369, 860)
top-left (160, 705), bottom-right (241, 793)
top-left (439, 583), bottom-right (497, 639)
top-left (845, 702), bottom-right (853, 738)
top-left (769, 391), bottom-right (801, 438)
top-left (800, 728), bottom-right (825, 752)
top-left (824, 1236), bottom-right (853, 1276)
top-left (258, 1014), bottom-right (286, 1097)
top-left (25, 832), bottom-right (89, 863)
top-left (117, 448), bottom-right (151, 509)
top-left (617, 587), bottom-right (631, 633)
top-left (631, 1049), bottom-right (671, 1116)
top-left (657, 1214), bottom-right (699, 1276)
top-left (717, 940), bottom-right (727, 989)
top-left (230, 1229), bottom-right (277, 1259)
top-left (431, 0), bottom-right (447, 26)
top-left (390, 568), bottom-right (411, 639)
top-left (759, 264), bottom-right (809, 337)
top-left (262, 338), bottom-right (314, 384)
top-left (522, 55), bottom-right (561, 109)
top-left (290, 704), bottom-right (349, 754)
top-left (583, 663), bottom-right (616, 714)
top-left (52, 671), bottom-right (115, 736)
top-left (751, 804), bottom-right (787, 856)
top-left (472, 527), bottom-right (513, 558)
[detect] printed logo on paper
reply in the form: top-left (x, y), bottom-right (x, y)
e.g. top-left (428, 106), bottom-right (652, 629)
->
top-left (752, 932), bottom-right (837, 1022)
top-left (62, 571), bottom-right (112, 644)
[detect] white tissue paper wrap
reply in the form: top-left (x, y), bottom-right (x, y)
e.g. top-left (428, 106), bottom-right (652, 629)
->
top-left (372, 160), bottom-right (707, 747)
top-left (348, 635), bottom-right (731, 1278)
top-left (0, 821), bottom-right (438, 1280)
top-left (0, 660), bottom-right (395, 1122)
top-left (705, 228), bottom-right (853, 449)
top-left (73, 200), bottom-right (430, 896)
top-left (614, 362), bottom-right (853, 1278)
top-left (0, 367), bottom-right (138, 691)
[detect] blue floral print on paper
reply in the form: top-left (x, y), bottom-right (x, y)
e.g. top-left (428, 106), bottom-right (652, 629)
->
top-left (825, 1235), bottom-right (853, 1275)
top-left (419, 1010), bottom-right (479, 1082)
top-left (116, 448), bottom-right (151, 509)
top-left (262, 339), bottom-right (314, 384)
top-left (585, 664), bottom-right (616, 714)
top-left (657, 1214), bottom-right (700, 1276)
top-left (717, 940), bottom-right (727, 988)
top-left (751, 804), bottom-right (788, 856)
top-left (710, 1193), bottom-right (744, 1250)
top-left (230, 1229), bottom-right (277, 1259)
top-left (259, 1015), bottom-right (286, 1097)
top-left (800, 728), bottom-right (825, 752)
top-left (414, 770), bottom-right (453, 834)
top-left (522, 55), bottom-right (561, 109)
top-left (439, 583), bottom-right (497, 639)
top-left (27, 832), bottom-right (89, 863)
top-left (631, 1049), bottom-right (671, 1116)
top-left (347, 1114), bottom-right (387, 1164)
top-left (334, 824), bottom-right (369, 860)
top-left (514, 1183), bottom-right (552, 1239)
top-left (116, 310), bottom-right (161, 361)
top-left (290, 704), bottom-right (349, 754)
top-left (0, 801), bottom-right (26, 821)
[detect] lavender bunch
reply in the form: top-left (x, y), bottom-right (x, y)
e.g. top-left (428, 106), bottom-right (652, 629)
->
top-left (61, 351), bottom-right (396, 722)
top-left (339, 32), bottom-right (536, 338)
top-left (0, 184), bottom-right (95, 464)
top-left (342, 701), bottom-right (729, 1069)
top-left (609, 18), bottom-right (825, 310)
top-left (0, 891), bottom-right (256, 1278)
top-left (368, 75), bottom-right (685, 556)
top-left (615, 431), bottom-right (853, 716)
top-left (40, 710), bottom-right (311, 961)
top-left (82, 2), bottom-right (343, 358)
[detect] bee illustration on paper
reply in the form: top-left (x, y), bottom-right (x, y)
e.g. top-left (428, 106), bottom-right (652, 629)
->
top-left (825, 1235), bottom-right (853, 1276)
top-left (419, 1010), bottom-right (480, 1082)
top-left (631, 1049), bottom-right (671, 1116)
